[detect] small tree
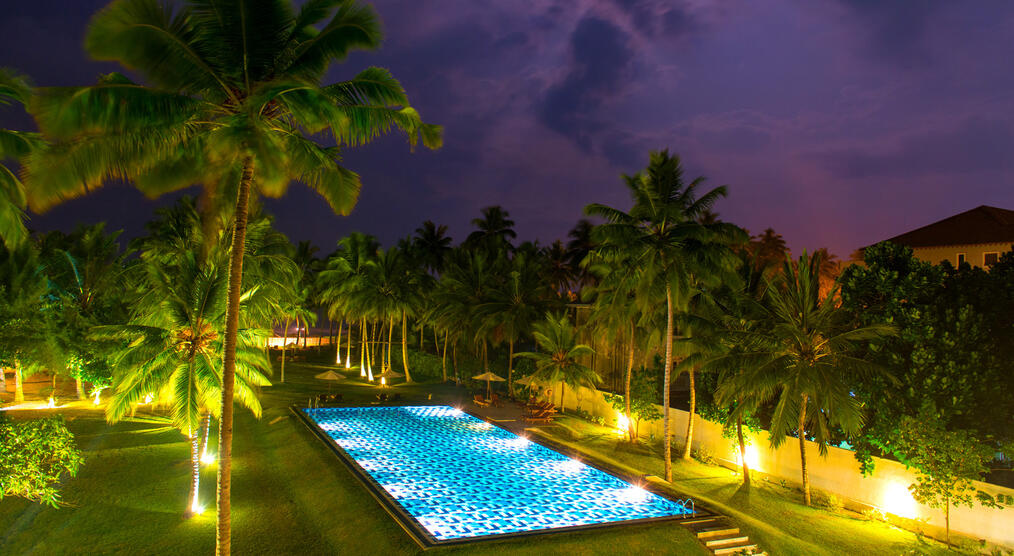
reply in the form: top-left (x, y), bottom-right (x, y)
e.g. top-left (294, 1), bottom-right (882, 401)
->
top-left (896, 409), bottom-right (1004, 545)
top-left (0, 414), bottom-right (84, 507)
top-left (605, 372), bottom-right (661, 441)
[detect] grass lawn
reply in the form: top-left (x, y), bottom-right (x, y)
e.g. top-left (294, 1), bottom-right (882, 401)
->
top-left (0, 358), bottom-right (705, 555)
top-left (533, 417), bottom-right (967, 556)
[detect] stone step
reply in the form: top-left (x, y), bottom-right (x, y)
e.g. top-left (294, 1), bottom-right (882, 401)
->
top-left (713, 544), bottom-right (758, 555)
top-left (705, 535), bottom-right (750, 548)
top-left (697, 526), bottom-right (740, 539)
top-left (681, 517), bottom-right (718, 526)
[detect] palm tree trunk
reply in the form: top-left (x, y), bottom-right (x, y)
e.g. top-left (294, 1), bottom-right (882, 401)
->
top-left (371, 321), bottom-right (379, 369)
top-left (434, 329), bottom-right (440, 355)
top-left (507, 338), bottom-right (514, 396)
top-left (345, 320), bottom-right (352, 368)
top-left (419, 323), bottom-right (423, 351)
top-left (386, 316), bottom-right (394, 372)
top-left (482, 340), bottom-right (489, 373)
top-left (452, 341), bottom-right (459, 385)
top-left (441, 332), bottom-right (448, 382)
top-left (335, 320), bottom-right (342, 365)
top-left (14, 359), bottom-right (24, 403)
top-left (199, 414), bottom-right (211, 462)
top-left (365, 321), bottom-right (374, 381)
top-left (217, 155), bottom-right (253, 556)
top-left (76, 377), bottom-right (85, 400)
top-left (560, 382), bottom-right (566, 412)
top-left (0, 366), bottom-right (6, 394)
top-left (401, 310), bottom-right (411, 382)
top-left (626, 321), bottom-right (635, 443)
top-left (799, 393), bottom-right (810, 506)
top-left (280, 317), bottom-right (290, 383)
top-left (682, 366), bottom-right (696, 460)
top-left (945, 496), bottom-right (951, 546)
top-left (359, 318), bottom-right (366, 378)
top-left (737, 412), bottom-right (750, 487)
top-left (663, 283), bottom-right (674, 482)
top-left (188, 430), bottom-right (201, 516)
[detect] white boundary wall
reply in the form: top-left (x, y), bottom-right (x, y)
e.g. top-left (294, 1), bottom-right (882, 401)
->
top-left (535, 382), bottom-right (1014, 547)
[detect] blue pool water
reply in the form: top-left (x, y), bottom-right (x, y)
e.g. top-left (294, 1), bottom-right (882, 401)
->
top-left (302, 405), bottom-right (693, 542)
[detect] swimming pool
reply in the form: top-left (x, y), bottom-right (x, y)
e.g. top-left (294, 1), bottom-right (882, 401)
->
top-left (299, 405), bottom-right (695, 545)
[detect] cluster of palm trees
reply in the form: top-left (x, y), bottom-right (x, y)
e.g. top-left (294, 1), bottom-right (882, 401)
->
top-left (0, 1), bottom-right (441, 553)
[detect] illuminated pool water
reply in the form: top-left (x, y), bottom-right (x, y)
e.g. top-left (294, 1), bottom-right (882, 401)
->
top-left (301, 405), bottom-right (693, 542)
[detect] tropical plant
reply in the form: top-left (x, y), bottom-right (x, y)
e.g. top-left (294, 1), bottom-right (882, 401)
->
top-left (0, 414), bottom-right (84, 507)
top-left (464, 206), bottom-right (516, 254)
top-left (715, 251), bottom-right (895, 505)
top-left (100, 251), bottom-right (271, 517)
top-left (514, 313), bottom-right (600, 410)
top-left (25, 2), bottom-right (441, 550)
top-left (413, 220), bottom-right (452, 274)
top-left (585, 149), bottom-right (743, 481)
top-left (478, 253), bottom-right (557, 393)
top-left (0, 69), bottom-right (40, 248)
top-left (0, 243), bottom-right (56, 403)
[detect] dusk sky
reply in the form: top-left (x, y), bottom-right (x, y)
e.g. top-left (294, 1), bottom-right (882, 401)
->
top-left (2, 0), bottom-right (1013, 257)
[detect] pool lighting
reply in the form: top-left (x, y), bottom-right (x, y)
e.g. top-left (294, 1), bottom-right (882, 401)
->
top-left (508, 435), bottom-right (531, 449)
top-left (552, 458), bottom-right (585, 474)
top-left (619, 485), bottom-right (649, 503)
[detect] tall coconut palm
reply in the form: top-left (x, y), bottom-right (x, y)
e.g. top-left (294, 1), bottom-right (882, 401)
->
top-left (585, 150), bottom-right (743, 481)
top-left (715, 251), bottom-right (894, 505)
top-left (0, 243), bottom-right (55, 402)
top-left (100, 252), bottom-right (270, 517)
top-left (0, 69), bottom-right (40, 248)
top-left (478, 253), bottom-right (557, 394)
top-left (413, 220), bottom-right (452, 275)
top-left (26, 3), bottom-right (441, 551)
top-left (465, 205), bottom-right (516, 254)
top-left (515, 313), bottom-right (600, 411)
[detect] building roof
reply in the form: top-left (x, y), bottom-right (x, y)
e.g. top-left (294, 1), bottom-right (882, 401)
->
top-left (885, 205), bottom-right (1014, 248)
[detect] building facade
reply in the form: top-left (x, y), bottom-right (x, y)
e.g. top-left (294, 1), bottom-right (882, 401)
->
top-left (881, 205), bottom-right (1014, 267)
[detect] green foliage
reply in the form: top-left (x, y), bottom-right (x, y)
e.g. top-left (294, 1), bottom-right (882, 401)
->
top-left (390, 348), bottom-right (442, 382)
top-left (605, 371), bottom-right (662, 436)
top-left (897, 408), bottom-right (1002, 513)
top-left (0, 414), bottom-right (84, 507)
top-left (840, 242), bottom-right (1014, 474)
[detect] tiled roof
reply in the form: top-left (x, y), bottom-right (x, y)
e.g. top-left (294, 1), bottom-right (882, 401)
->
top-left (885, 205), bottom-right (1014, 248)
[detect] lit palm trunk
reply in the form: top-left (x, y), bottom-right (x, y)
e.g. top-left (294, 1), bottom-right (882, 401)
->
top-left (663, 283), bottom-right (674, 482)
top-left (280, 317), bottom-right (290, 383)
top-left (626, 321), bottom-right (635, 443)
top-left (682, 366), bottom-right (696, 460)
top-left (345, 321), bottom-right (352, 369)
top-left (188, 431), bottom-right (201, 516)
top-left (14, 360), bottom-right (23, 403)
top-left (335, 321), bottom-right (342, 365)
top-left (799, 393), bottom-right (810, 506)
top-left (401, 311), bottom-right (411, 382)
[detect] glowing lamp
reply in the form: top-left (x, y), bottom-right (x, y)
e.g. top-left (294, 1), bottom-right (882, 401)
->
top-left (93, 391), bottom-right (101, 405)
top-left (47, 397), bottom-right (56, 409)
top-left (381, 377), bottom-right (387, 386)
top-left (615, 412), bottom-right (630, 436)
top-left (735, 444), bottom-right (762, 472)
top-left (200, 451), bottom-right (216, 465)
top-left (882, 480), bottom-right (919, 519)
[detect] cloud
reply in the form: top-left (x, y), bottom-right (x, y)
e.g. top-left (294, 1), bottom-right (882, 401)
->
top-left (814, 117), bottom-right (1014, 179)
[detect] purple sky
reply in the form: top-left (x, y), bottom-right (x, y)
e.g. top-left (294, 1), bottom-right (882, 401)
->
top-left (2, 0), bottom-right (1013, 257)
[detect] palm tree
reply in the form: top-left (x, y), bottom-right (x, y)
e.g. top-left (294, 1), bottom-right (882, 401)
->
top-left (26, 3), bottom-right (441, 550)
top-left (465, 206), bottom-right (516, 253)
top-left (478, 253), bottom-right (557, 394)
top-left (515, 313), bottom-right (600, 411)
top-left (715, 252), bottom-right (894, 505)
top-left (566, 219), bottom-right (597, 292)
top-left (38, 223), bottom-right (125, 398)
top-left (100, 252), bottom-right (270, 517)
top-left (413, 220), bottom-right (452, 274)
top-left (586, 150), bottom-right (743, 481)
top-left (542, 240), bottom-right (575, 297)
top-left (0, 243), bottom-right (54, 402)
top-left (0, 69), bottom-right (40, 248)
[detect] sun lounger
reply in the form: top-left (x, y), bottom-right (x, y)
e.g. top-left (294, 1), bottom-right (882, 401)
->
top-left (473, 394), bottom-right (490, 408)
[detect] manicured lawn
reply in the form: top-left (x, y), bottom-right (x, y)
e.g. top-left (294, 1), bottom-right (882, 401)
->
top-left (0, 359), bottom-right (705, 555)
top-left (533, 417), bottom-right (965, 556)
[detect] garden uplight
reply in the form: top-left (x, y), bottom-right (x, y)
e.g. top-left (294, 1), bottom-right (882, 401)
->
top-left (735, 444), bottom-right (762, 472)
top-left (615, 412), bottom-right (630, 436)
top-left (201, 451), bottom-right (216, 465)
top-left (882, 480), bottom-right (919, 519)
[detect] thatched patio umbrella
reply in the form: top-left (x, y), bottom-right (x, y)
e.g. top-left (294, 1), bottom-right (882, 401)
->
top-left (472, 371), bottom-right (505, 400)
top-left (314, 370), bottom-right (346, 393)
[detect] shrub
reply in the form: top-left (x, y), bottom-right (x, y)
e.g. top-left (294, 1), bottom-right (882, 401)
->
top-left (0, 414), bottom-right (84, 507)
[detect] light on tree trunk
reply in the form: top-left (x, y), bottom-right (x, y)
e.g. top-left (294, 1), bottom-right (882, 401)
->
top-left (735, 444), bottom-right (761, 472)
top-left (615, 412), bottom-right (630, 437)
top-left (201, 451), bottom-right (217, 466)
top-left (47, 397), bottom-right (56, 408)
